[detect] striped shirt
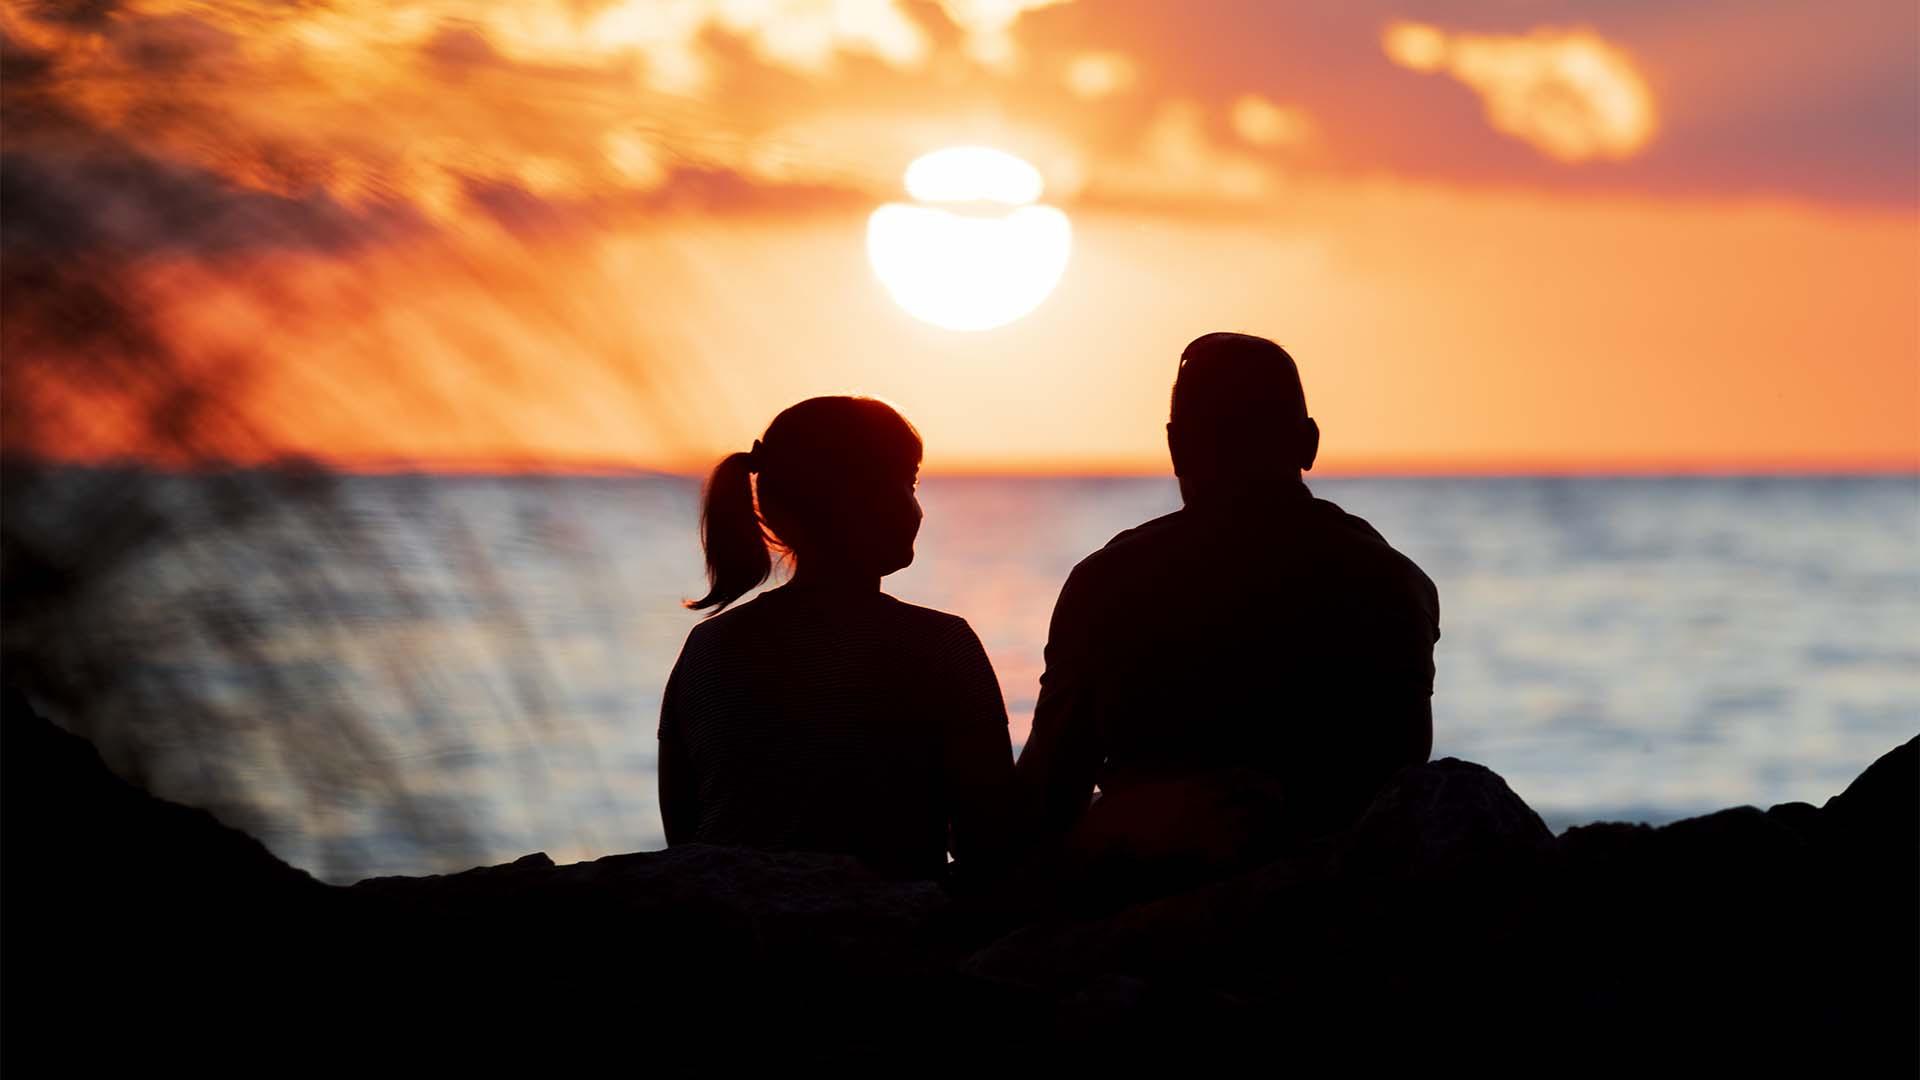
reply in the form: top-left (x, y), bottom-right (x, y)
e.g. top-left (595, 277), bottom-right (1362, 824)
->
top-left (658, 584), bottom-right (1014, 879)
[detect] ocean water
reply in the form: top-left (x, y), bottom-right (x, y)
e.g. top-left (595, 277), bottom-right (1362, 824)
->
top-left (45, 473), bottom-right (1920, 882)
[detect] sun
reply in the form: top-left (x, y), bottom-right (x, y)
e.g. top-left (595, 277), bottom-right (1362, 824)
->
top-left (867, 147), bottom-right (1072, 332)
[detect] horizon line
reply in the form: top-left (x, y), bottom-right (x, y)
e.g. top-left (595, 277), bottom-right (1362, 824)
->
top-left (9, 453), bottom-right (1917, 480)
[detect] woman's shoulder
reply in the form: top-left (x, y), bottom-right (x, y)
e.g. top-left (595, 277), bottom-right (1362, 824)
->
top-left (876, 597), bottom-right (996, 684)
top-left (682, 590), bottom-right (982, 661)
top-left (679, 591), bottom-right (779, 648)
top-left (875, 593), bottom-right (975, 637)
top-left (687, 589), bottom-right (971, 636)
top-left (879, 596), bottom-right (996, 662)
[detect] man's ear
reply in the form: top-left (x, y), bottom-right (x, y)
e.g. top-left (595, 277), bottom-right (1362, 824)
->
top-left (1300, 417), bottom-right (1321, 472)
top-left (1166, 422), bottom-right (1184, 478)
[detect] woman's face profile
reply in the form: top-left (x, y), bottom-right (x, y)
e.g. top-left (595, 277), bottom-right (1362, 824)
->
top-left (782, 461), bottom-right (920, 579)
top-left (865, 463), bottom-right (922, 577)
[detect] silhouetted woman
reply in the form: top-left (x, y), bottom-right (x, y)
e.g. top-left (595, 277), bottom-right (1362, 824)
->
top-left (657, 397), bottom-right (1015, 880)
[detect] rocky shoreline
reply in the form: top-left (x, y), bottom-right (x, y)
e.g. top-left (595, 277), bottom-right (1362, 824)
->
top-left (4, 688), bottom-right (1912, 1074)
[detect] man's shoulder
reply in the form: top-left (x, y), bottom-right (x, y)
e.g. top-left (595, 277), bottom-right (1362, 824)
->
top-left (1306, 497), bottom-right (1409, 561)
top-left (1075, 509), bottom-right (1189, 573)
top-left (1309, 496), bottom-right (1387, 540)
top-left (1307, 497), bottom-right (1440, 608)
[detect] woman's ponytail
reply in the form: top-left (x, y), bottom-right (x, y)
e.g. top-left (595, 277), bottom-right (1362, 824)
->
top-left (686, 451), bottom-right (770, 614)
top-left (686, 398), bottom-right (920, 614)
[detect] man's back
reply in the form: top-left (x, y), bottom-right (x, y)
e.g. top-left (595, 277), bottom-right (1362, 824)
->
top-left (1018, 482), bottom-right (1440, 840)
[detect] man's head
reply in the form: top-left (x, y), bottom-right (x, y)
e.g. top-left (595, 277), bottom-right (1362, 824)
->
top-left (1168, 332), bottom-right (1319, 499)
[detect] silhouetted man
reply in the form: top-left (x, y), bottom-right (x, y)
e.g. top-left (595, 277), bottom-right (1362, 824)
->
top-left (1017, 332), bottom-right (1440, 851)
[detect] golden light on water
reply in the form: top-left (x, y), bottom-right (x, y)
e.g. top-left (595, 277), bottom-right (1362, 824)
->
top-left (868, 147), bottom-right (1072, 332)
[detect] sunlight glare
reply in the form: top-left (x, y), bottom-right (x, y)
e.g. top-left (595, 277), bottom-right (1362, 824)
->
top-left (902, 145), bottom-right (1046, 205)
top-left (869, 147), bottom-right (1072, 332)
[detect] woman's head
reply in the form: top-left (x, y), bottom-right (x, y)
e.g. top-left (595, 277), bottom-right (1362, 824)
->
top-left (687, 396), bottom-right (923, 613)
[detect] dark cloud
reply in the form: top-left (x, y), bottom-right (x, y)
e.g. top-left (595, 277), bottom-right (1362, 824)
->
top-left (0, 28), bottom-right (56, 83)
top-left (3, 12), bottom-right (425, 259)
top-left (109, 12), bottom-right (239, 73)
top-left (1, 110), bottom-right (426, 257)
top-left (419, 23), bottom-right (505, 71)
top-left (460, 166), bottom-right (866, 237)
top-left (459, 175), bottom-right (576, 235)
top-left (642, 166), bottom-right (867, 214)
top-left (20, 0), bottom-right (122, 29)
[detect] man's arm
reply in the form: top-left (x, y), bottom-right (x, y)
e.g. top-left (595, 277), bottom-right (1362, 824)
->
top-left (1412, 574), bottom-right (1439, 764)
top-left (1015, 565), bottom-right (1105, 844)
top-left (1408, 696), bottom-right (1434, 766)
top-left (1350, 569), bottom-right (1437, 787)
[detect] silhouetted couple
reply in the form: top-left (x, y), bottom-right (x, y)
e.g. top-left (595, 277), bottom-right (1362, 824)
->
top-left (658, 333), bottom-right (1440, 887)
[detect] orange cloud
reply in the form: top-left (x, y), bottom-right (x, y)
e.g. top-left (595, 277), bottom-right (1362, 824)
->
top-left (1383, 21), bottom-right (1657, 162)
top-left (5, 0), bottom-right (1911, 480)
top-left (1063, 51), bottom-right (1136, 100)
top-left (1, 0), bottom-right (1093, 237)
top-left (1231, 94), bottom-right (1313, 149)
top-left (1084, 101), bottom-right (1276, 204)
top-left (274, 0), bottom-right (935, 93)
top-left (936, 0), bottom-right (1072, 71)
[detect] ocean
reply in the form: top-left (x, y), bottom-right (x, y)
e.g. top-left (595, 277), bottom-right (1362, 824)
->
top-left (38, 472), bottom-right (1920, 883)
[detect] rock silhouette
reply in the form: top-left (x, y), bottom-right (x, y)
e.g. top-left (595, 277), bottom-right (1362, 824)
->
top-left (4, 686), bottom-right (1912, 1074)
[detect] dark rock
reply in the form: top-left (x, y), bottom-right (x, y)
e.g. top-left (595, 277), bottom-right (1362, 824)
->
top-left (2, 686), bottom-right (329, 1073)
top-left (1, 684), bottom-right (321, 899)
top-left (1823, 734), bottom-right (1917, 838)
top-left (3, 688), bottom-right (1913, 1075)
top-left (963, 757), bottom-right (1561, 1066)
top-left (1345, 755), bottom-right (1555, 877)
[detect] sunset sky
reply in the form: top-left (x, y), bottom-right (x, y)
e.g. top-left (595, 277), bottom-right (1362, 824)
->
top-left (4, 0), bottom-right (1915, 473)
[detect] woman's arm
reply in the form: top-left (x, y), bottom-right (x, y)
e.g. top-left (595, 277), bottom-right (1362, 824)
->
top-left (1015, 566), bottom-right (1105, 842)
top-left (657, 660), bottom-right (698, 846)
top-left (940, 620), bottom-right (1016, 874)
